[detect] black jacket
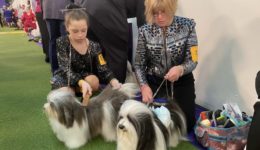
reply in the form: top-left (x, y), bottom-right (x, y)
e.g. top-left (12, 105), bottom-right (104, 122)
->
top-left (74, 0), bottom-right (145, 82)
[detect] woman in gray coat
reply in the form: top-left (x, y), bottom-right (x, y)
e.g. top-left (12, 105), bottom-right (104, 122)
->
top-left (42, 0), bottom-right (71, 74)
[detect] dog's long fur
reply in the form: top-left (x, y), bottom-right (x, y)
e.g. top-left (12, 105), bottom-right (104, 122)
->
top-left (165, 99), bottom-right (187, 147)
top-left (117, 99), bottom-right (187, 150)
top-left (43, 83), bottom-right (139, 149)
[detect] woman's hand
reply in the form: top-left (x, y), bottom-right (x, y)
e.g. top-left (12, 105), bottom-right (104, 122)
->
top-left (110, 78), bottom-right (122, 89)
top-left (164, 65), bottom-right (184, 82)
top-left (140, 84), bottom-right (153, 103)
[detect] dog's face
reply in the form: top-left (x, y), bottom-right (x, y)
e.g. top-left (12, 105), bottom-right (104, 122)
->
top-left (117, 115), bottom-right (139, 150)
top-left (43, 102), bottom-right (58, 120)
top-left (43, 89), bottom-right (85, 128)
top-left (43, 89), bottom-right (90, 149)
top-left (117, 100), bottom-right (158, 150)
top-left (117, 100), bottom-right (153, 134)
top-left (117, 113), bottom-right (138, 139)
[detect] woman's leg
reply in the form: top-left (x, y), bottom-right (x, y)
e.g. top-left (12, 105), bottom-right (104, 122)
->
top-left (146, 74), bottom-right (196, 132)
top-left (173, 74), bottom-right (196, 133)
top-left (46, 19), bottom-right (64, 74)
top-left (36, 12), bottom-right (49, 62)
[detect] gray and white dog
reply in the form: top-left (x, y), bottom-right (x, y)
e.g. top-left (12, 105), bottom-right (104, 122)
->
top-left (117, 99), bottom-right (187, 150)
top-left (43, 83), bottom-right (139, 149)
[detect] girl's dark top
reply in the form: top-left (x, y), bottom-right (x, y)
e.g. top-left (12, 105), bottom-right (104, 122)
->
top-left (52, 36), bottom-right (114, 89)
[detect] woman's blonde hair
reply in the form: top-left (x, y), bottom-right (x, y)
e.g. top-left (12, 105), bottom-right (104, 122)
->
top-left (145, 0), bottom-right (178, 24)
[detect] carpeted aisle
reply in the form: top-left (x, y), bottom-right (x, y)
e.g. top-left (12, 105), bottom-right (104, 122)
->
top-left (0, 27), bottom-right (198, 150)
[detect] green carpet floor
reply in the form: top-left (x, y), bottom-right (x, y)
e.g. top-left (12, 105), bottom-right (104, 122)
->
top-left (0, 27), bottom-right (197, 150)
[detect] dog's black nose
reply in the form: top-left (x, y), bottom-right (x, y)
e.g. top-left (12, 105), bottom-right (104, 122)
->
top-left (118, 124), bottom-right (125, 129)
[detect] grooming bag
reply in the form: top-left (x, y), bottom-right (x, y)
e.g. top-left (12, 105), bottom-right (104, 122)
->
top-left (194, 110), bottom-right (251, 150)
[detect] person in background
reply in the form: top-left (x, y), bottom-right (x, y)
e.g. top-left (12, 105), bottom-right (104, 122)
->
top-left (16, 5), bottom-right (26, 30)
top-left (246, 70), bottom-right (260, 150)
top-left (31, 0), bottom-right (50, 62)
top-left (0, 11), bottom-right (3, 27)
top-left (74, 0), bottom-right (146, 83)
top-left (134, 0), bottom-right (198, 132)
top-left (51, 4), bottom-right (121, 105)
top-left (3, 6), bottom-right (13, 27)
top-left (11, 7), bottom-right (18, 28)
top-left (21, 7), bottom-right (36, 38)
top-left (42, 0), bottom-right (71, 74)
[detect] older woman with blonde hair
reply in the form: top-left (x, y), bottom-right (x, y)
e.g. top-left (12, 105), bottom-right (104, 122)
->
top-left (134, 0), bottom-right (198, 132)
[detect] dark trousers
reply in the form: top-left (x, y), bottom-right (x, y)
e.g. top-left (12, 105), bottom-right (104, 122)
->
top-left (88, 29), bottom-right (128, 83)
top-left (0, 17), bottom-right (3, 27)
top-left (247, 102), bottom-right (260, 150)
top-left (36, 12), bottom-right (49, 58)
top-left (147, 73), bottom-right (196, 132)
top-left (255, 71), bottom-right (260, 99)
top-left (46, 19), bottom-right (66, 74)
top-left (127, 23), bottom-right (133, 64)
top-left (87, 15), bottom-right (128, 83)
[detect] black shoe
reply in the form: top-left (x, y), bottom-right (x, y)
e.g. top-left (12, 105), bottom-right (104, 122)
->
top-left (45, 56), bottom-right (50, 63)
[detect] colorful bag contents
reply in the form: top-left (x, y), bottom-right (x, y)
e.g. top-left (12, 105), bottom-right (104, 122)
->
top-left (200, 111), bottom-right (211, 127)
top-left (194, 104), bottom-right (252, 150)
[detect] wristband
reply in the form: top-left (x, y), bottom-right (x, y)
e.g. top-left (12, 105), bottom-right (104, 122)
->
top-left (78, 79), bottom-right (85, 87)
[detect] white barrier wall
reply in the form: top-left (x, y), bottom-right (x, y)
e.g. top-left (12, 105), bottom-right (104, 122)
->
top-left (178, 0), bottom-right (260, 115)
top-left (129, 0), bottom-right (260, 115)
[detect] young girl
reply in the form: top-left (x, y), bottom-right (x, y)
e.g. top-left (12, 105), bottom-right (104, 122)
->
top-left (51, 4), bottom-right (121, 105)
top-left (21, 7), bottom-right (36, 34)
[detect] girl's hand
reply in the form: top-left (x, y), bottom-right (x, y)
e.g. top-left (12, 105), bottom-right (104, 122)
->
top-left (81, 81), bottom-right (92, 97)
top-left (78, 80), bottom-right (92, 106)
top-left (164, 65), bottom-right (184, 82)
top-left (78, 80), bottom-right (92, 97)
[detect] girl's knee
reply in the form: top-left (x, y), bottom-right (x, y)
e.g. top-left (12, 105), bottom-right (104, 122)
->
top-left (84, 75), bottom-right (99, 91)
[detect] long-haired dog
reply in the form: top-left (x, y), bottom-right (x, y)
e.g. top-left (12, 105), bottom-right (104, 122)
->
top-left (117, 99), bottom-right (187, 150)
top-left (43, 83), bottom-right (139, 149)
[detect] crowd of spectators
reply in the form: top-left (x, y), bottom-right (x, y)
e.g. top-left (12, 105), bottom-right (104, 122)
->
top-left (0, 1), bottom-right (49, 62)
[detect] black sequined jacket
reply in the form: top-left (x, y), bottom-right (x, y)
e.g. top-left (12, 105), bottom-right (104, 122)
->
top-left (134, 16), bottom-right (198, 85)
top-left (53, 36), bottom-right (114, 88)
